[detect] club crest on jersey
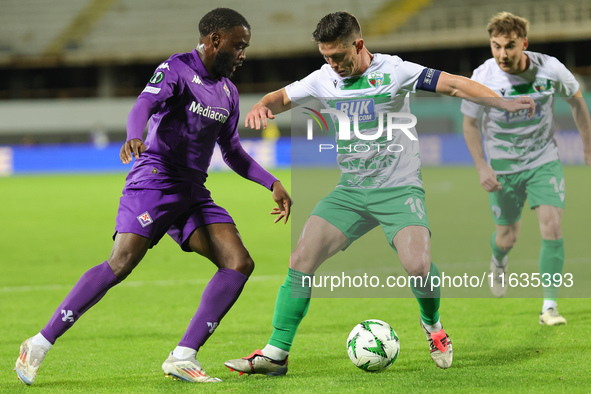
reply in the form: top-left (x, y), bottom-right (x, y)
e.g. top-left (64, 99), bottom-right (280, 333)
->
top-left (223, 83), bottom-right (230, 97)
top-left (137, 211), bottom-right (153, 227)
top-left (368, 72), bottom-right (384, 88)
top-left (335, 99), bottom-right (376, 123)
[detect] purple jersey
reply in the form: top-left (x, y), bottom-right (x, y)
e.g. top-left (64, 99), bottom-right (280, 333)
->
top-left (126, 49), bottom-right (277, 189)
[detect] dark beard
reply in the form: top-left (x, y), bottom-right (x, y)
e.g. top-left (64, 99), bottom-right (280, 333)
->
top-left (213, 51), bottom-right (235, 78)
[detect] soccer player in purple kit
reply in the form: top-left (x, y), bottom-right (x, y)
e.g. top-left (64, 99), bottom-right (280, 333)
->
top-left (14, 8), bottom-right (291, 385)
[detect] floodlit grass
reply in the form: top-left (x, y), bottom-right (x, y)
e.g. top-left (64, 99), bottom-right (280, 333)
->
top-left (1, 167), bottom-right (589, 392)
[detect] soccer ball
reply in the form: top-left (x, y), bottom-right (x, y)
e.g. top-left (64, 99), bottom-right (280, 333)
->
top-left (346, 319), bottom-right (400, 372)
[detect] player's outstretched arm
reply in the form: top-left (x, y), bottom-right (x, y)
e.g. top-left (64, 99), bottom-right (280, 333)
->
top-left (435, 72), bottom-right (535, 115)
top-left (565, 90), bottom-right (591, 166)
top-left (270, 180), bottom-right (292, 224)
top-left (462, 115), bottom-right (502, 192)
top-left (245, 88), bottom-right (292, 130)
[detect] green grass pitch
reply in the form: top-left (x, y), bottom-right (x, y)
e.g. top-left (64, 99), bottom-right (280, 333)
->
top-left (1, 167), bottom-right (590, 392)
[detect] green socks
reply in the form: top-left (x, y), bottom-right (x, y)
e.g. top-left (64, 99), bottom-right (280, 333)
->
top-left (411, 262), bottom-right (441, 325)
top-left (491, 231), bottom-right (509, 263)
top-left (268, 263), bottom-right (445, 349)
top-left (268, 268), bottom-right (312, 351)
top-left (539, 238), bottom-right (564, 300)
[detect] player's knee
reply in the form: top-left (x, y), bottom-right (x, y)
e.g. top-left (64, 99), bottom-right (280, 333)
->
top-left (404, 260), bottom-right (430, 278)
top-left (541, 222), bottom-right (562, 240)
top-left (290, 250), bottom-right (303, 269)
top-left (108, 254), bottom-right (141, 280)
top-left (109, 259), bottom-right (137, 281)
top-left (289, 249), bottom-right (315, 272)
top-left (221, 253), bottom-right (254, 276)
top-left (498, 232), bottom-right (518, 250)
top-left (238, 255), bottom-right (255, 276)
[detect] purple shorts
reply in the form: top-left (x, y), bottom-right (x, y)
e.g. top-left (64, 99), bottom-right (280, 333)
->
top-left (114, 181), bottom-right (234, 251)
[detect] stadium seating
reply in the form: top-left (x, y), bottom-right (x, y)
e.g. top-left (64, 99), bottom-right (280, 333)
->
top-left (0, 0), bottom-right (386, 65)
top-left (2, 0), bottom-right (590, 65)
top-left (370, 0), bottom-right (591, 51)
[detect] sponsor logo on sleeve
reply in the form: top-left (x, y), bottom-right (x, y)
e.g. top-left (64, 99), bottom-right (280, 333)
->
top-left (157, 62), bottom-right (170, 70)
top-left (142, 86), bottom-right (161, 94)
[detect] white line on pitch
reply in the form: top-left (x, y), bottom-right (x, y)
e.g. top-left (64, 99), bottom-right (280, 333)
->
top-left (0, 274), bottom-right (284, 294)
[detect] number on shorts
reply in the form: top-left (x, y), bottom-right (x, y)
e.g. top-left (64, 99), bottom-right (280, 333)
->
top-left (549, 176), bottom-right (565, 202)
top-left (549, 176), bottom-right (565, 193)
top-left (404, 197), bottom-right (426, 220)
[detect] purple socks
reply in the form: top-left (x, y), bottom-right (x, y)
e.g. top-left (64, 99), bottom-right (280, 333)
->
top-left (39, 263), bottom-right (247, 353)
top-left (178, 268), bottom-right (248, 351)
top-left (41, 261), bottom-right (119, 344)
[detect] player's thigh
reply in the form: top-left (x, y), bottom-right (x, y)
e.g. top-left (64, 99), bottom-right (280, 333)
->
top-left (291, 215), bottom-right (349, 274)
top-left (489, 173), bottom-right (527, 225)
top-left (526, 160), bottom-right (566, 211)
top-left (187, 223), bottom-right (253, 274)
top-left (393, 226), bottom-right (431, 278)
top-left (310, 187), bottom-right (378, 249)
top-left (369, 186), bottom-right (431, 251)
top-left (167, 186), bottom-right (234, 252)
top-left (296, 189), bottom-right (377, 273)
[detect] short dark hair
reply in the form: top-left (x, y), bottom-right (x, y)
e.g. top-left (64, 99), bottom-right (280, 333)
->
top-left (312, 12), bottom-right (361, 44)
top-left (199, 8), bottom-right (250, 37)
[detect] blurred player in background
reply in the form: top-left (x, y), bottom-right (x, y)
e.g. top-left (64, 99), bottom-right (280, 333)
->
top-left (225, 11), bottom-right (534, 375)
top-left (462, 12), bottom-right (591, 325)
top-left (14, 8), bottom-right (291, 385)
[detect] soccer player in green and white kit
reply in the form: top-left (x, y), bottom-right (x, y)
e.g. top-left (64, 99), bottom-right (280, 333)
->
top-left (225, 11), bottom-right (534, 374)
top-left (462, 12), bottom-right (591, 325)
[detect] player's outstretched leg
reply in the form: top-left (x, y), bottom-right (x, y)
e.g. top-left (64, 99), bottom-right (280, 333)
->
top-left (15, 261), bottom-right (119, 385)
top-left (225, 268), bottom-right (311, 376)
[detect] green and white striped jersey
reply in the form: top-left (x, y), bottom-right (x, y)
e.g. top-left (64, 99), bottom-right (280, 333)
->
top-left (461, 51), bottom-right (579, 174)
top-left (285, 53), bottom-right (430, 189)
